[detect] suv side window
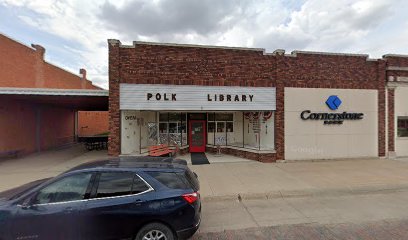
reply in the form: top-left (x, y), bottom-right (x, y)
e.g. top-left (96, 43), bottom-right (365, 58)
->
top-left (146, 171), bottom-right (189, 189)
top-left (95, 172), bottom-right (149, 198)
top-left (34, 173), bottom-right (92, 204)
top-left (132, 175), bottom-right (150, 194)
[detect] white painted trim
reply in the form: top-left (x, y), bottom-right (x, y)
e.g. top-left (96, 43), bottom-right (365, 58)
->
top-left (387, 66), bottom-right (408, 71)
top-left (388, 82), bottom-right (408, 88)
top-left (120, 84), bottom-right (276, 111)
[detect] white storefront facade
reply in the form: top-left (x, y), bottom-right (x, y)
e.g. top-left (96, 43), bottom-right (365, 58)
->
top-left (120, 84), bottom-right (276, 156)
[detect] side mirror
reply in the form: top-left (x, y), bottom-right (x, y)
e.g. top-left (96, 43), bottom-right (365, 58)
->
top-left (20, 196), bottom-right (34, 210)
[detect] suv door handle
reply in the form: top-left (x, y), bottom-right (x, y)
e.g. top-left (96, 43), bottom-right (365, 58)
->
top-left (64, 207), bottom-right (74, 213)
top-left (134, 199), bottom-right (144, 205)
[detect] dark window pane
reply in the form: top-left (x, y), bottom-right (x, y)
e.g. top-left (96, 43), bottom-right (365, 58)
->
top-left (226, 122), bottom-right (234, 132)
top-left (159, 113), bottom-right (168, 121)
top-left (215, 113), bottom-right (233, 121)
top-left (217, 122), bottom-right (225, 133)
top-left (34, 173), bottom-right (92, 204)
top-left (159, 123), bottom-right (168, 133)
top-left (96, 172), bottom-right (134, 198)
top-left (180, 122), bottom-right (187, 134)
top-left (189, 113), bottom-right (206, 120)
top-left (398, 117), bottom-right (408, 137)
top-left (146, 172), bottom-right (188, 189)
top-left (169, 113), bottom-right (181, 121)
top-left (169, 123), bottom-right (178, 133)
top-left (181, 113), bottom-right (187, 121)
top-left (208, 122), bottom-right (215, 133)
top-left (208, 113), bottom-right (215, 121)
top-left (132, 176), bottom-right (150, 194)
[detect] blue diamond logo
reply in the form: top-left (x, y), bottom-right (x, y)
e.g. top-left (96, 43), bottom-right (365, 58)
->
top-left (326, 95), bottom-right (342, 110)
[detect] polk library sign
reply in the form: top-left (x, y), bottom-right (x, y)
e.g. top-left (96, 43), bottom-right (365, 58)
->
top-left (300, 95), bottom-right (364, 125)
top-left (120, 84), bottom-right (276, 111)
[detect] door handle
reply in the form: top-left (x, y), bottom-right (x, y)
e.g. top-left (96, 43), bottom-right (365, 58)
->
top-left (64, 207), bottom-right (74, 213)
top-left (134, 199), bottom-right (144, 205)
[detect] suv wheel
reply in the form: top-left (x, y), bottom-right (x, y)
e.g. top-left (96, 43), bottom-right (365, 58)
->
top-left (136, 223), bottom-right (175, 240)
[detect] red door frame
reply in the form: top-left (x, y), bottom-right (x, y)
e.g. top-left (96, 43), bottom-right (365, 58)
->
top-left (189, 120), bottom-right (206, 152)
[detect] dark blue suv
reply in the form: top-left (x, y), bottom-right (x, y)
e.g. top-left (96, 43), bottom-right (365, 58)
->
top-left (0, 157), bottom-right (201, 240)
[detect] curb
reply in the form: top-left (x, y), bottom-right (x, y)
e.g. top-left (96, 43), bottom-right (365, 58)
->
top-left (201, 184), bottom-right (408, 202)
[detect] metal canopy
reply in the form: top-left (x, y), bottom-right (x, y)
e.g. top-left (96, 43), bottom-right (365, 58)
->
top-left (0, 87), bottom-right (108, 111)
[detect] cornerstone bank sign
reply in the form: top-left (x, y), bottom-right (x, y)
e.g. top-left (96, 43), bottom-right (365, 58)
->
top-left (300, 95), bottom-right (364, 125)
top-left (120, 84), bottom-right (276, 111)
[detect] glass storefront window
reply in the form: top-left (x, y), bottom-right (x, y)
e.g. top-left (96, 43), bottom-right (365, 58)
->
top-left (169, 113), bottom-right (181, 121)
top-left (398, 117), bottom-right (408, 137)
top-left (208, 122), bottom-right (215, 133)
top-left (122, 111), bottom-right (274, 155)
top-left (159, 113), bottom-right (168, 121)
top-left (159, 112), bottom-right (187, 146)
top-left (159, 123), bottom-right (168, 133)
top-left (215, 113), bottom-right (233, 121)
top-left (169, 123), bottom-right (178, 133)
top-left (147, 123), bottom-right (158, 146)
top-left (226, 122), bottom-right (233, 132)
top-left (217, 122), bottom-right (225, 133)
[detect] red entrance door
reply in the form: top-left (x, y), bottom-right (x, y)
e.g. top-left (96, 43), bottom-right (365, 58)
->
top-left (189, 120), bottom-right (206, 152)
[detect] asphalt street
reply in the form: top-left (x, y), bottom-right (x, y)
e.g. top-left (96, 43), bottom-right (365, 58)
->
top-left (192, 219), bottom-right (408, 240)
top-left (193, 190), bottom-right (408, 239)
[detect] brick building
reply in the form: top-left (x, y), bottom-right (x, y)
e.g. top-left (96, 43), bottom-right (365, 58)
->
top-left (107, 39), bottom-right (408, 162)
top-left (0, 34), bottom-right (108, 157)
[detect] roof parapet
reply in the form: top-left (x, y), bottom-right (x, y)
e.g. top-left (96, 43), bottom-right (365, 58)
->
top-left (108, 39), bottom-right (122, 47)
top-left (290, 50), bottom-right (369, 58)
top-left (272, 49), bottom-right (285, 56)
top-left (383, 54), bottom-right (408, 58)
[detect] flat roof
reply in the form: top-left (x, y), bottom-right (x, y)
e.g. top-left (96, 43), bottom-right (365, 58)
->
top-left (0, 87), bottom-right (108, 96)
top-left (0, 87), bottom-right (108, 111)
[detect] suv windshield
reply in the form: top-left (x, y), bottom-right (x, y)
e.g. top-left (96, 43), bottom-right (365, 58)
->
top-left (0, 178), bottom-right (51, 201)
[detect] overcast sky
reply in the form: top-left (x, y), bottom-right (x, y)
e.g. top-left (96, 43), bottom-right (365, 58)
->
top-left (1, 0), bottom-right (407, 89)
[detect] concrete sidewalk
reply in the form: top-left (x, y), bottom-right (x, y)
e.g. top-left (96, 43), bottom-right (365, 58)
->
top-left (2, 147), bottom-right (408, 201)
top-left (190, 157), bottom-right (408, 200)
top-left (0, 145), bottom-right (108, 191)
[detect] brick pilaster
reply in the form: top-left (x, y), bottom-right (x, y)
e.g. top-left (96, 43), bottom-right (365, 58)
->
top-left (108, 39), bottom-right (121, 156)
top-left (388, 88), bottom-right (395, 153)
top-left (377, 60), bottom-right (387, 157)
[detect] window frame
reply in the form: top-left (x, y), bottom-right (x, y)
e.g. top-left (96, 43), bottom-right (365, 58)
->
top-left (89, 171), bottom-right (154, 201)
top-left (29, 172), bottom-right (96, 206)
top-left (397, 116), bottom-right (408, 138)
top-left (158, 112), bottom-right (188, 146)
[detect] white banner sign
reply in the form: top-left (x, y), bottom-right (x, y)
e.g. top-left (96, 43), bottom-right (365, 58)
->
top-left (120, 84), bottom-right (276, 111)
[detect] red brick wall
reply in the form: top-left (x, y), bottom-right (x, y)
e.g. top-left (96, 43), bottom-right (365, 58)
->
top-left (0, 34), bottom-right (99, 90)
top-left (40, 107), bottom-right (75, 150)
top-left (0, 34), bottom-right (104, 157)
top-left (108, 42), bottom-right (388, 160)
top-left (384, 56), bottom-right (408, 67)
top-left (0, 96), bottom-right (75, 155)
top-left (78, 111), bottom-right (109, 136)
top-left (0, 97), bottom-right (37, 154)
